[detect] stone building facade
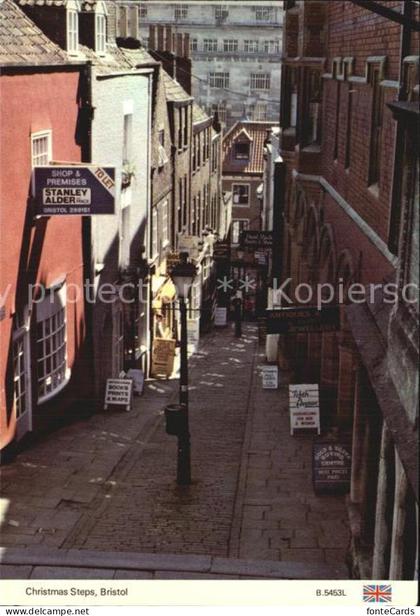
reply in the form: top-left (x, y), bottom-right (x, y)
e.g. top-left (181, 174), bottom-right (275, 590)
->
top-left (134, 0), bottom-right (283, 128)
top-left (274, 0), bottom-right (419, 579)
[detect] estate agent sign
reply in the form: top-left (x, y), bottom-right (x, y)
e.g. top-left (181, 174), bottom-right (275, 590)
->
top-left (267, 306), bottom-right (340, 334)
top-left (289, 384), bottom-right (320, 435)
top-left (104, 378), bottom-right (133, 411)
top-left (33, 166), bottom-right (115, 216)
top-left (313, 442), bottom-right (352, 492)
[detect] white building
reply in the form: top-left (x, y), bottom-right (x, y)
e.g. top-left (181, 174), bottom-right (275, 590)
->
top-left (134, 0), bottom-right (283, 128)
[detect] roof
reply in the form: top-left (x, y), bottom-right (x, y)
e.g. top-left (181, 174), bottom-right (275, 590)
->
top-left (161, 70), bottom-right (192, 103)
top-left (222, 121), bottom-right (279, 175)
top-left (0, 0), bottom-right (68, 66)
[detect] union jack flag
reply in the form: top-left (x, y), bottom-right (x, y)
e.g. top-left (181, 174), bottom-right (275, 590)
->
top-left (363, 585), bottom-right (392, 603)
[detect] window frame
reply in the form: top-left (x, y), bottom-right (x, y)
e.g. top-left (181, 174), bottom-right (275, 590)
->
top-left (209, 72), bottom-right (229, 89)
top-left (95, 13), bottom-right (107, 55)
top-left (244, 40), bottom-right (259, 53)
top-left (31, 130), bottom-right (52, 167)
top-left (234, 141), bottom-right (251, 160)
top-left (203, 39), bottom-right (218, 52)
top-left (232, 183), bottom-right (250, 207)
top-left (67, 8), bottom-right (79, 55)
top-left (174, 3), bottom-right (188, 20)
top-left (250, 73), bottom-right (271, 91)
top-left (232, 219), bottom-right (249, 245)
top-left (223, 39), bottom-right (239, 53)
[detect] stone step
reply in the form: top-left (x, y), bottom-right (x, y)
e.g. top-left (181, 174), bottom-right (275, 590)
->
top-left (0, 546), bottom-right (348, 579)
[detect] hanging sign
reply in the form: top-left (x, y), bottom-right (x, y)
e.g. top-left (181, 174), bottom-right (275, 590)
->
top-left (151, 338), bottom-right (176, 378)
top-left (104, 378), bottom-right (133, 411)
top-left (32, 166), bottom-right (115, 216)
top-left (261, 365), bottom-right (278, 389)
top-left (213, 241), bottom-right (230, 260)
top-left (267, 306), bottom-right (340, 334)
top-left (289, 384), bottom-right (320, 435)
top-left (215, 306), bottom-right (227, 326)
top-left (240, 230), bottom-right (273, 249)
top-left (313, 442), bottom-right (352, 492)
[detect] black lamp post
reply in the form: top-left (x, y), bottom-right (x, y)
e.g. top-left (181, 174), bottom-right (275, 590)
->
top-left (170, 252), bottom-right (196, 485)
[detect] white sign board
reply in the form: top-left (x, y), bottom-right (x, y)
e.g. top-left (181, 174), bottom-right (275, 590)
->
top-left (289, 384), bottom-right (320, 435)
top-left (187, 318), bottom-right (200, 354)
top-left (215, 307), bottom-right (227, 327)
top-left (104, 378), bottom-right (133, 411)
top-left (126, 369), bottom-right (144, 396)
top-left (178, 234), bottom-right (200, 258)
top-left (262, 365), bottom-right (278, 389)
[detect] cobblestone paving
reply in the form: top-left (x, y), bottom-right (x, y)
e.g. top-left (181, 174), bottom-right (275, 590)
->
top-left (0, 324), bottom-right (350, 576)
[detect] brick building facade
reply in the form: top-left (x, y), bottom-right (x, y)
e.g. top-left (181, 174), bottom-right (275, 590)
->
top-left (275, 0), bottom-right (419, 579)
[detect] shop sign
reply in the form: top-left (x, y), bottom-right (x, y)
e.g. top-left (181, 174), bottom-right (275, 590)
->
top-left (187, 318), bottom-right (200, 354)
top-left (240, 230), bottom-right (273, 249)
top-left (254, 251), bottom-right (267, 265)
top-left (261, 365), bottom-right (278, 389)
top-left (166, 252), bottom-right (181, 275)
top-left (151, 338), bottom-right (176, 378)
top-left (313, 442), bottom-right (352, 492)
top-left (267, 306), bottom-right (340, 334)
top-left (213, 241), bottom-right (230, 260)
top-left (32, 166), bottom-right (115, 216)
top-left (104, 378), bottom-right (133, 411)
top-left (289, 384), bottom-right (320, 435)
top-left (215, 306), bottom-right (228, 326)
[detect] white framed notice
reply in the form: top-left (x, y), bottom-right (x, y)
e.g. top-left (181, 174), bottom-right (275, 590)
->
top-left (262, 365), bottom-right (278, 389)
top-left (104, 378), bottom-right (133, 411)
top-left (215, 306), bottom-right (227, 327)
top-left (289, 384), bottom-right (320, 435)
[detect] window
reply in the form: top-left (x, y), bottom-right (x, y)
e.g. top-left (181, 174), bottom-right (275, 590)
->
top-left (369, 67), bottom-right (384, 187)
top-left (152, 207), bottom-right (158, 258)
top-left (140, 4), bottom-right (147, 19)
top-left (264, 40), bottom-right (279, 54)
top-left (345, 89), bottom-right (353, 169)
top-left (31, 131), bottom-right (52, 167)
top-left (123, 113), bottom-right (133, 164)
top-left (334, 82), bottom-right (341, 160)
top-left (160, 200), bottom-right (169, 247)
top-left (215, 5), bottom-right (229, 21)
top-left (302, 69), bottom-right (322, 146)
top-left (158, 129), bottom-right (168, 168)
top-left (203, 39), bottom-right (218, 52)
top-left (174, 4), bottom-right (188, 20)
top-left (234, 141), bottom-right (250, 160)
top-left (67, 9), bottom-right (79, 53)
top-left (190, 38), bottom-right (198, 52)
top-left (209, 72), bottom-right (229, 88)
top-left (95, 14), bottom-right (107, 54)
top-left (13, 312), bottom-right (31, 422)
top-left (255, 7), bottom-right (275, 22)
top-left (211, 103), bottom-right (226, 124)
top-left (244, 40), bottom-right (259, 53)
top-left (36, 284), bottom-right (68, 403)
top-left (232, 184), bottom-right (250, 206)
top-left (232, 219), bottom-right (249, 244)
top-left (250, 73), bottom-right (271, 91)
top-left (253, 103), bottom-right (267, 121)
top-left (224, 39), bottom-right (238, 53)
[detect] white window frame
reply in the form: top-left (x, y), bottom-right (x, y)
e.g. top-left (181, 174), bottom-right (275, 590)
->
top-left (12, 308), bottom-right (32, 436)
top-left (255, 7), bottom-right (275, 22)
top-left (174, 3), bottom-right (188, 20)
top-left (95, 13), bottom-right (107, 55)
top-left (161, 199), bottom-right (169, 248)
top-left (152, 207), bottom-right (159, 259)
top-left (203, 39), bottom-right (218, 52)
top-left (264, 40), bottom-right (280, 54)
top-left (214, 5), bottom-right (229, 21)
top-left (209, 72), bottom-right (229, 88)
top-left (244, 40), bottom-right (259, 53)
top-left (31, 130), bottom-right (52, 167)
top-left (67, 8), bottom-right (79, 54)
top-left (223, 39), bottom-right (238, 53)
top-left (190, 38), bottom-right (198, 52)
top-left (36, 283), bottom-right (70, 405)
top-left (250, 73), bottom-right (271, 91)
top-left (232, 183), bottom-right (250, 206)
top-left (232, 219), bottom-right (249, 245)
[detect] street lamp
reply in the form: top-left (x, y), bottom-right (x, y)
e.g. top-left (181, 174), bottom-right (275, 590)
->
top-left (169, 252), bottom-right (196, 485)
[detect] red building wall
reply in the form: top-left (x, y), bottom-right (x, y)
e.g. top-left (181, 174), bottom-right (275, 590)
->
top-left (0, 69), bottom-right (87, 450)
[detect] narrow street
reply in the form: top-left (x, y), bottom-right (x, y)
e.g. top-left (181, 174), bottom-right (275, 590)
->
top-left (0, 324), bottom-right (349, 579)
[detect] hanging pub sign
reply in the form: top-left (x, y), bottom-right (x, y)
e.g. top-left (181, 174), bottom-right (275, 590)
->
top-left (313, 442), bottom-right (352, 493)
top-left (267, 305), bottom-right (340, 334)
top-left (104, 378), bottom-right (133, 411)
top-left (213, 241), bottom-right (230, 260)
top-left (289, 384), bottom-right (321, 435)
top-left (151, 338), bottom-right (176, 378)
top-left (261, 365), bottom-right (278, 389)
top-left (240, 230), bottom-right (273, 250)
top-left (32, 166), bottom-right (115, 216)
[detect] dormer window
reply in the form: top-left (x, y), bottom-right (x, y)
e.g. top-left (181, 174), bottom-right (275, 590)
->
top-left (234, 141), bottom-right (250, 160)
top-left (96, 13), bottom-right (106, 54)
top-left (67, 9), bottom-right (79, 54)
